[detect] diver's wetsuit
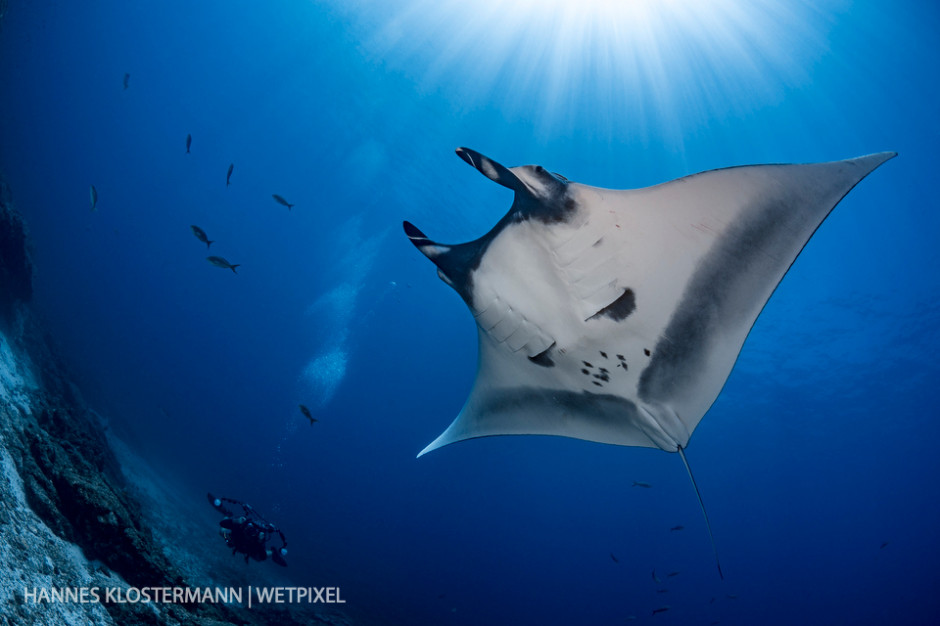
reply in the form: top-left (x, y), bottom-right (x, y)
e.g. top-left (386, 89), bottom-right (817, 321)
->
top-left (220, 516), bottom-right (270, 562)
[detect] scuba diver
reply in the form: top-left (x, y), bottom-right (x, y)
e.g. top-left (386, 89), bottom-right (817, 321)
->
top-left (207, 493), bottom-right (288, 567)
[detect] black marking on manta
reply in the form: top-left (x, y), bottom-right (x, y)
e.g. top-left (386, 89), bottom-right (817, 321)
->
top-left (527, 348), bottom-right (555, 368)
top-left (588, 288), bottom-right (636, 322)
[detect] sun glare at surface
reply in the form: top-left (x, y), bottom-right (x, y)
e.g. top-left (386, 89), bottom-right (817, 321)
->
top-left (330, 0), bottom-right (841, 149)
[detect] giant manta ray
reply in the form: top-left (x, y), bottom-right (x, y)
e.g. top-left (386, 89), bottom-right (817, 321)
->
top-left (404, 147), bottom-right (895, 577)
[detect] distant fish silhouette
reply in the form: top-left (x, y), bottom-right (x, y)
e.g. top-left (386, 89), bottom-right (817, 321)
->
top-left (186, 133), bottom-right (192, 154)
top-left (207, 256), bottom-right (239, 273)
top-left (656, 589), bottom-right (669, 594)
top-left (609, 553), bottom-right (619, 563)
top-left (632, 481), bottom-right (651, 488)
top-left (123, 73), bottom-right (129, 89)
top-left (651, 606), bottom-right (670, 615)
top-left (89, 185), bottom-right (98, 211)
top-left (190, 225), bottom-right (213, 249)
top-left (880, 541), bottom-right (889, 549)
top-left (670, 525), bottom-right (684, 532)
top-left (299, 404), bottom-right (317, 425)
top-left (667, 571), bottom-right (680, 578)
top-left (272, 194), bottom-right (294, 210)
top-left (226, 163), bottom-right (234, 186)
top-left (652, 569), bottom-right (661, 584)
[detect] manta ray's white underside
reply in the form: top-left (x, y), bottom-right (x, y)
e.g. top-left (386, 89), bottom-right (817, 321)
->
top-left (405, 149), bottom-right (896, 456)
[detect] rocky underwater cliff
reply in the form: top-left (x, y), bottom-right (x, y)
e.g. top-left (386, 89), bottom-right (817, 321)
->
top-left (0, 179), bottom-right (346, 626)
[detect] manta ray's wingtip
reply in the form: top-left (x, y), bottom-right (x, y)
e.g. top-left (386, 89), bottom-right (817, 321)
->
top-left (416, 424), bottom-right (465, 458)
top-left (850, 151), bottom-right (897, 169)
top-left (416, 438), bottom-right (444, 459)
top-left (869, 150), bottom-right (897, 162)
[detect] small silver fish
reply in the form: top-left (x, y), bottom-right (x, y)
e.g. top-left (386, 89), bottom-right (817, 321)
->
top-left (90, 185), bottom-right (98, 211)
top-left (186, 133), bottom-right (192, 154)
top-left (190, 225), bottom-right (213, 249)
top-left (206, 256), bottom-right (239, 273)
top-left (226, 163), bottom-right (234, 186)
top-left (272, 194), bottom-right (294, 210)
top-left (299, 404), bottom-right (317, 425)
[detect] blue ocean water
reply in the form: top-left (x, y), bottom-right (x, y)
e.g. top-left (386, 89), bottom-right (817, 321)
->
top-left (1, 1), bottom-right (938, 624)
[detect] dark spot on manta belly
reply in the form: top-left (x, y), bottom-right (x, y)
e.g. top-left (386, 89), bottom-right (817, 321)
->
top-left (581, 368), bottom-right (590, 375)
top-left (588, 288), bottom-right (636, 322)
top-left (644, 349), bottom-right (651, 357)
top-left (592, 381), bottom-right (603, 387)
top-left (599, 351), bottom-right (608, 359)
top-left (582, 361), bottom-right (593, 368)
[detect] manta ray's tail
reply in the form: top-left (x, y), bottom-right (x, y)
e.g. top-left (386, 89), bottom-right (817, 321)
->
top-left (677, 446), bottom-right (724, 580)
